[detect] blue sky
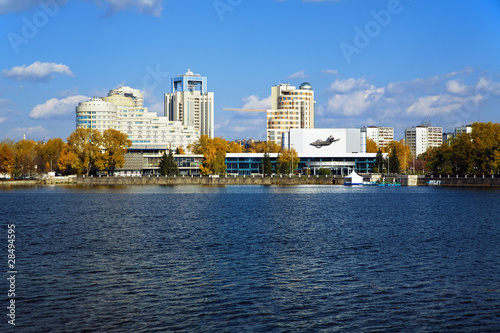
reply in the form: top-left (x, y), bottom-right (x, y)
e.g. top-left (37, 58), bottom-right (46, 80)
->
top-left (1, 0), bottom-right (499, 142)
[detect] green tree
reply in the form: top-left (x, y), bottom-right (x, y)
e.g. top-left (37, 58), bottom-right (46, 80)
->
top-left (318, 168), bottom-right (331, 175)
top-left (159, 149), bottom-right (179, 176)
top-left (374, 149), bottom-right (384, 173)
top-left (389, 145), bottom-right (401, 174)
top-left (261, 151), bottom-right (272, 175)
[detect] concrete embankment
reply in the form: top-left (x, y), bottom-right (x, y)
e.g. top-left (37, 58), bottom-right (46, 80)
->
top-left (71, 175), bottom-right (344, 186)
top-left (2, 174), bottom-right (499, 187)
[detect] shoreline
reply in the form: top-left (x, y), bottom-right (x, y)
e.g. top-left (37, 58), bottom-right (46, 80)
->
top-left (1, 174), bottom-right (500, 187)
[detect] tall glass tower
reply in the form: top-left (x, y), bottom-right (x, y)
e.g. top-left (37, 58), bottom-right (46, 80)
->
top-left (164, 70), bottom-right (214, 138)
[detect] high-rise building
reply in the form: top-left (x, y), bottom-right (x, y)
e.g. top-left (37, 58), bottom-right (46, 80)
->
top-left (164, 70), bottom-right (214, 138)
top-left (361, 126), bottom-right (394, 148)
top-left (76, 86), bottom-right (199, 149)
top-left (267, 82), bottom-right (315, 146)
top-left (405, 124), bottom-right (443, 157)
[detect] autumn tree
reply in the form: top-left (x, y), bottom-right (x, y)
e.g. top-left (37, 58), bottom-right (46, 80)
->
top-left (102, 129), bottom-right (131, 175)
top-left (14, 140), bottom-right (38, 176)
top-left (366, 138), bottom-right (378, 153)
top-left (60, 128), bottom-right (104, 176)
top-left (175, 147), bottom-right (185, 155)
top-left (0, 143), bottom-right (15, 177)
top-left (58, 146), bottom-right (82, 175)
top-left (276, 148), bottom-right (299, 174)
top-left (191, 135), bottom-right (228, 175)
top-left (41, 138), bottom-right (64, 172)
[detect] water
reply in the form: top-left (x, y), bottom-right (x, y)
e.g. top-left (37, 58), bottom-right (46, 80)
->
top-left (1, 185), bottom-right (499, 332)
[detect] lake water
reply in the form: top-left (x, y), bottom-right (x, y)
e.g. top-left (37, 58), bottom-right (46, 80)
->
top-left (1, 185), bottom-right (499, 332)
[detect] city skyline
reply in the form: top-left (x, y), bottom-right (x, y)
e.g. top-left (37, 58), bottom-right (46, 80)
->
top-left (1, 0), bottom-right (500, 142)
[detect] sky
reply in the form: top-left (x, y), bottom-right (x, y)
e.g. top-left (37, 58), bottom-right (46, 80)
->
top-left (1, 0), bottom-right (499, 142)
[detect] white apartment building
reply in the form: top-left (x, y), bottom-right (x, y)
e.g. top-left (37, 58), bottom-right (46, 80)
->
top-left (164, 70), bottom-right (214, 138)
top-left (361, 126), bottom-right (394, 148)
top-left (267, 82), bottom-right (315, 146)
top-left (76, 86), bottom-right (199, 150)
top-left (455, 125), bottom-right (472, 137)
top-left (405, 125), bottom-right (443, 157)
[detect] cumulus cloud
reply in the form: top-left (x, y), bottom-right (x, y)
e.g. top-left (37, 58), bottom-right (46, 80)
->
top-left (320, 68), bottom-right (499, 125)
top-left (0, 0), bottom-right (163, 16)
top-left (242, 95), bottom-right (272, 109)
top-left (6, 126), bottom-right (51, 140)
top-left (30, 95), bottom-right (89, 119)
top-left (287, 71), bottom-right (309, 80)
top-left (2, 62), bottom-right (74, 82)
top-left (322, 69), bottom-right (339, 76)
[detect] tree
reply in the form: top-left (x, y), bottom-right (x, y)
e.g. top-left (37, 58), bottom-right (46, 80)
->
top-left (58, 146), bottom-right (82, 175)
top-left (0, 143), bottom-right (15, 177)
top-left (63, 128), bottom-right (104, 175)
top-left (366, 138), bottom-right (378, 153)
top-left (159, 149), bottom-right (179, 176)
top-left (102, 129), bottom-right (132, 175)
top-left (261, 151), bottom-right (272, 175)
top-left (41, 138), bottom-right (64, 173)
top-left (374, 149), bottom-right (384, 173)
top-left (318, 168), bottom-right (331, 175)
top-left (190, 135), bottom-right (228, 175)
top-left (14, 140), bottom-right (38, 176)
top-left (389, 145), bottom-right (401, 174)
top-left (276, 148), bottom-right (299, 174)
top-left (175, 147), bottom-right (185, 155)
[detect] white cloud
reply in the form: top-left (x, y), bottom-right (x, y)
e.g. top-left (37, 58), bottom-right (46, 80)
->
top-left (90, 0), bottom-right (163, 16)
top-left (0, 117), bottom-right (6, 124)
top-left (242, 95), bottom-right (272, 109)
top-left (6, 126), bottom-right (51, 140)
top-left (446, 80), bottom-right (469, 96)
top-left (322, 69), bottom-right (339, 76)
top-left (0, 0), bottom-right (163, 16)
top-left (327, 78), bottom-right (370, 93)
top-left (287, 70), bottom-right (309, 80)
top-left (2, 62), bottom-right (74, 82)
top-left (30, 95), bottom-right (89, 119)
top-left (320, 68), bottom-right (499, 124)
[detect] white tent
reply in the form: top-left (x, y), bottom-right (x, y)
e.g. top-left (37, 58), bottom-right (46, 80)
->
top-left (344, 171), bottom-right (363, 185)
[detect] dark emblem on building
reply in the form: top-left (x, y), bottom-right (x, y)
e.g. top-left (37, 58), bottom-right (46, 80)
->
top-left (310, 135), bottom-right (340, 148)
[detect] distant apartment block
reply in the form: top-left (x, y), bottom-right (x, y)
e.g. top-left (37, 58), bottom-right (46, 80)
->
top-left (267, 82), bottom-right (315, 146)
top-left (164, 70), bottom-right (214, 138)
top-left (361, 126), bottom-right (394, 148)
top-left (405, 124), bottom-right (443, 157)
top-left (455, 125), bottom-right (472, 137)
top-left (76, 86), bottom-right (199, 149)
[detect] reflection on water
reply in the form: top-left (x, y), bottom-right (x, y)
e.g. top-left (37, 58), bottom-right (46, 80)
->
top-left (1, 186), bottom-right (499, 332)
